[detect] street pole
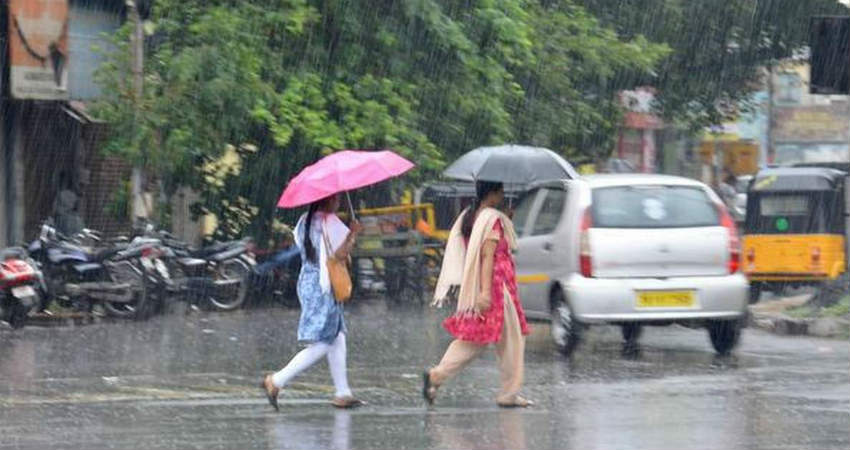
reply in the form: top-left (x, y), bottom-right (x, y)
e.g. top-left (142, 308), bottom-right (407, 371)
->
top-left (766, 63), bottom-right (774, 166)
top-left (127, 0), bottom-right (147, 225)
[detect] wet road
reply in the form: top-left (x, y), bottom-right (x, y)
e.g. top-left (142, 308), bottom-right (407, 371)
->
top-left (1, 300), bottom-right (848, 450)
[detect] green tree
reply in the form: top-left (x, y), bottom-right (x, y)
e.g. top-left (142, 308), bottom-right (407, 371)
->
top-left (576, 0), bottom-right (849, 128)
top-left (94, 0), bottom-right (669, 241)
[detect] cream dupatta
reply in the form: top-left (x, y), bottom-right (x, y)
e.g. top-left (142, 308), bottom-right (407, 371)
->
top-left (433, 207), bottom-right (518, 315)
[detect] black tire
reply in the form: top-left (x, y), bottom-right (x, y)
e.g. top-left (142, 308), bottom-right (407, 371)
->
top-left (812, 275), bottom-right (848, 307)
top-left (135, 271), bottom-right (169, 321)
top-left (103, 278), bottom-right (151, 319)
top-left (551, 289), bottom-right (581, 356)
top-left (748, 283), bottom-right (762, 304)
top-left (205, 259), bottom-right (250, 311)
top-left (407, 256), bottom-right (426, 304)
top-left (100, 259), bottom-right (149, 319)
top-left (621, 323), bottom-right (643, 347)
top-left (707, 318), bottom-right (743, 355)
top-left (7, 301), bottom-right (29, 329)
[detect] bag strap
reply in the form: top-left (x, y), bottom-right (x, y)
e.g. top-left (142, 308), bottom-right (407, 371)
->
top-left (321, 217), bottom-right (334, 259)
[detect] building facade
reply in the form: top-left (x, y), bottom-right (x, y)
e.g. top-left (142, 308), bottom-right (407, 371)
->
top-left (1, 0), bottom-right (130, 247)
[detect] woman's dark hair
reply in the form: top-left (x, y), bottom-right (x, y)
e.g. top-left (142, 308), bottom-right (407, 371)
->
top-left (461, 180), bottom-right (504, 239)
top-left (303, 202), bottom-right (321, 263)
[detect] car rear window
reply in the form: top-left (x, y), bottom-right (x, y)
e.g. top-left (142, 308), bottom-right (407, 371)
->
top-left (591, 185), bottom-right (719, 228)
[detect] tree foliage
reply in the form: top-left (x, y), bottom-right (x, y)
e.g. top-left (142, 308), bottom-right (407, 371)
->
top-left (92, 0), bottom-right (669, 239)
top-left (576, 0), bottom-right (850, 128)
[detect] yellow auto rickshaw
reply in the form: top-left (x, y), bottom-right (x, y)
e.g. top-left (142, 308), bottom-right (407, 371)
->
top-left (742, 167), bottom-right (848, 303)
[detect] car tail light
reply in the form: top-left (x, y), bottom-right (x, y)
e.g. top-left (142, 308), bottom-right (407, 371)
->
top-left (579, 208), bottom-right (593, 278)
top-left (717, 203), bottom-right (740, 274)
top-left (811, 247), bottom-right (821, 266)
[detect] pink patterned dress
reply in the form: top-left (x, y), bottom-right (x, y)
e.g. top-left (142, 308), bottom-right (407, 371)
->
top-left (443, 220), bottom-right (531, 344)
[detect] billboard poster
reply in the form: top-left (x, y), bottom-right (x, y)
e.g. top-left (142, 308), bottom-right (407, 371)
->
top-left (7, 0), bottom-right (69, 100)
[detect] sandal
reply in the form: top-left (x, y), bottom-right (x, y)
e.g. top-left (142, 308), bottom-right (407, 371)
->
top-left (422, 370), bottom-right (438, 405)
top-left (497, 396), bottom-right (534, 408)
top-left (261, 375), bottom-right (280, 412)
top-left (331, 396), bottom-right (364, 409)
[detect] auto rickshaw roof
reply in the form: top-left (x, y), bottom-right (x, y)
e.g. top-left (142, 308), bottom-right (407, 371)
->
top-left (751, 167), bottom-right (847, 192)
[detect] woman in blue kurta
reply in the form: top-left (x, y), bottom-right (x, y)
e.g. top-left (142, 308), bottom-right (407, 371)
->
top-left (262, 194), bottom-right (363, 410)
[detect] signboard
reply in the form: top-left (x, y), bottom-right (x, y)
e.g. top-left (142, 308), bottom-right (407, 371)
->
top-left (7, 0), bottom-right (69, 100)
top-left (772, 104), bottom-right (850, 142)
top-left (697, 141), bottom-right (759, 176)
top-left (620, 87), bottom-right (664, 130)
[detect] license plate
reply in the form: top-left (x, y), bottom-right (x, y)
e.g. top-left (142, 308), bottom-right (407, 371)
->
top-left (11, 285), bottom-right (36, 299)
top-left (636, 290), bottom-right (696, 308)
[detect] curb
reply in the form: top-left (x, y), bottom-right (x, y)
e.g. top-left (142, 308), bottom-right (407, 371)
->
top-left (748, 307), bottom-right (850, 338)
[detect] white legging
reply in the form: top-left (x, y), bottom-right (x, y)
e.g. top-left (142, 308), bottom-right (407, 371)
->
top-left (271, 332), bottom-right (352, 398)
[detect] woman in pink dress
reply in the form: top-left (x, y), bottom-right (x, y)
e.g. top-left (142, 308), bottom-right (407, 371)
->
top-left (424, 181), bottom-right (532, 407)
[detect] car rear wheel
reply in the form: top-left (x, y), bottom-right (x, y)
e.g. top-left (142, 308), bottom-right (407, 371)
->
top-left (707, 319), bottom-right (743, 355)
top-left (620, 323), bottom-right (643, 348)
top-left (551, 289), bottom-right (580, 357)
top-left (748, 283), bottom-right (762, 304)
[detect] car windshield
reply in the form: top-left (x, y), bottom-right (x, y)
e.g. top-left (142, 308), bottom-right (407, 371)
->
top-left (591, 185), bottom-right (719, 228)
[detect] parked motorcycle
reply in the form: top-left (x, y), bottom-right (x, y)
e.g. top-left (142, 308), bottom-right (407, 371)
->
top-left (28, 223), bottom-right (171, 320)
top-left (245, 245), bottom-right (300, 308)
top-left (0, 247), bottom-right (46, 329)
top-left (138, 226), bottom-right (256, 311)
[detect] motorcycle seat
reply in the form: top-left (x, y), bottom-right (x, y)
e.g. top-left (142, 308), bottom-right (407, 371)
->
top-left (73, 263), bottom-right (103, 274)
top-left (190, 241), bottom-right (237, 259)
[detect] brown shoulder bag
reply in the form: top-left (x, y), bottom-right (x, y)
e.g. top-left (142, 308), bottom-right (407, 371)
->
top-left (323, 222), bottom-right (352, 303)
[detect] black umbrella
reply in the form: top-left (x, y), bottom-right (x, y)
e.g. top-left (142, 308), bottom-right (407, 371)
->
top-left (442, 145), bottom-right (579, 185)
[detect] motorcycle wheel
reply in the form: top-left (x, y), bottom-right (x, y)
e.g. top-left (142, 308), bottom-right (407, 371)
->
top-left (103, 280), bottom-right (150, 319)
top-left (204, 258), bottom-right (250, 311)
top-left (8, 302), bottom-right (29, 329)
top-left (1, 296), bottom-right (29, 329)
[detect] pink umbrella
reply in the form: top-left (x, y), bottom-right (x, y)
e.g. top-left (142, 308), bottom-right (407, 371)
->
top-left (277, 150), bottom-right (415, 210)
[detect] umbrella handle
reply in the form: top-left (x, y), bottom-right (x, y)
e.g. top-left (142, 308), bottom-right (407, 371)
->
top-left (346, 192), bottom-right (357, 221)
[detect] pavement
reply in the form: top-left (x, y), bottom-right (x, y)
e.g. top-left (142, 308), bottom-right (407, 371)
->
top-left (1, 300), bottom-right (848, 450)
top-left (749, 293), bottom-right (850, 338)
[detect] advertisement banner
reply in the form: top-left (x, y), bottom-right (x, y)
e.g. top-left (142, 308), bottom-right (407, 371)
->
top-left (773, 104), bottom-right (850, 142)
top-left (7, 0), bottom-right (69, 100)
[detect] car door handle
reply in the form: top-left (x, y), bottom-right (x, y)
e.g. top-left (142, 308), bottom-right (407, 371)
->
top-left (543, 242), bottom-right (553, 251)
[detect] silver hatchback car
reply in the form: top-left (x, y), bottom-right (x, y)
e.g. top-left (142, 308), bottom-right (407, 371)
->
top-left (513, 174), bottom-right (749, 356)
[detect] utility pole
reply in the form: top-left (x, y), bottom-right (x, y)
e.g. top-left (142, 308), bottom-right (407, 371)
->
top-left (127, 0), bottom-right (148, 225)
top-left (766, 63), bottom-right (775, 166)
